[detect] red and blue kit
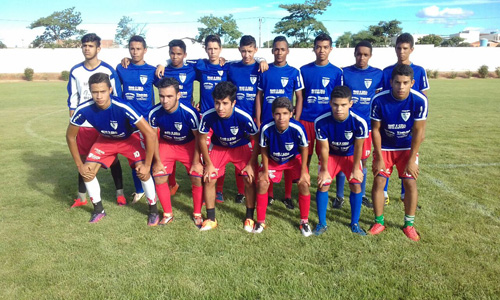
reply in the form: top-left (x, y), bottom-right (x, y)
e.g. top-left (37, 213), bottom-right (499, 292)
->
top-left (228, 61), bottom-right (260, 118)
top-left (188, 59), bottom-right (229, 114)
top-left (382, 63), bottom-right (429, 92)
top-left (164, 63), bottom-right (196, 105)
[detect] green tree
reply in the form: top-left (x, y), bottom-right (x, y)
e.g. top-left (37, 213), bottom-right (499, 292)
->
top-left (335, 32), bottom-right (352, 48)
top-left (114, 16), bottom-right (147, 47)
top-left (417, 34), bottom-right (443, 47)
top-left (441, 36), bottom-right (465, 47)
top-left (0, 40), bottom-right (6, 49)
top-left (28, 7), bottom-right (86, 48)
top-left (352, 30), bottom-right (380, 46)
top-left (273, 0), bottom-right (331, 48)
top-left (196, 14), bottom-right (242, 47)
top-left (368, 20), bottom-right (402, 46)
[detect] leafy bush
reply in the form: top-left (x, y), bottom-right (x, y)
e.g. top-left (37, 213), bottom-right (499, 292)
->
top-left (61, 70), bottom-right (70, 81)
top-left (432, 70), bottom-right (439, 79)
top-left (478, 65), bottom-right (489, 78)
top-left (450, 71), bottom-right (457, 79)
top-left (24, 68), bottom-right (34, 81)
top-left (426, 69), bottom-right (433, 78)
top-left (465, 70), bottom-right (472, 79)
top-left (495, 67), bottom-right (500, 78)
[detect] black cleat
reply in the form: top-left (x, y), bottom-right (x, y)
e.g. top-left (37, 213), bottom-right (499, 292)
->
top-left (331, 196), bottom-right (344, 209)
top-left (281, 198), bottom-right (294, 209)
top-left (235, 193), bottom-right (245, 204)
top-left (362, 196), bottom-right (373, 208)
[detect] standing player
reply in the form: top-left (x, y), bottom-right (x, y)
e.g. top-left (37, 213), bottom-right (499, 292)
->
top-left (343, 41), bottom-right (383, 208)
top-left (255, 35), bottom-right (304, 209)
top-left (198, 81), bottom-right (259, 231)
top-left (116, 35), bottom-right (159, 204)
top-left (314, 86), bottom-right (368, 235)
top-left (67, 33), bottom-right (125, 208)
top-left (369, 64), bottom-right (428, 241)
top-left (254, 97), bottom-right (311, 236)
top-left (382, 33), bottom-right (429, 205)
top-left (66, 73), bottom-right (161, 225)
top-left (149, 78), bottom-right (203, 227)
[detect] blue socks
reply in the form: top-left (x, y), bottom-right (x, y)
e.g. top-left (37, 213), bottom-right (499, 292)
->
top-left (316, 190), bottom-right (329, 226)
top-left (131, 169), bottom-right (144, 194)
top-left (349, 190), bottom-right (362, 225)
top-left (336, 172), bottom-right (345, 198)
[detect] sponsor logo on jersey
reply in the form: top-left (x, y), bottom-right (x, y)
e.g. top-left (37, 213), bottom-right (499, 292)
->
top-left (401, 110), bottom-right (411, 121)
top-left (322, 77), bottom-right (330, 87)
top-left (307, 96), bottom-right (317, 103)
top-left (217, 71), bottom-right (224, 77)
top-left (125, 92), bottom-right (135, 100)
top-left (140, 75), bottom-right (148, 85)
top-left (269, 170), bottom-right (276, 179)
top-left (344, 130), bottom-right (353, 140)
top-left (174, 122), bottom-right (182, 131)
top-left (285, 142), bottom-right (294, 151)
top-left (237, 93), bottom-right (245, 100)
top-left (230, 126), bottom-right (239, 135)
top-left (203, 82), bottom-right (214, 90)
top-left (250, 75), bottom-right (257, 85)
top-left (110, 121), bottom-right (118, 130)
top-left (364, 78), bottom-right (372, 89)
top-left (179, 73), bottom-right (186, 83)
top-left (281, 77), bottom-right (289, 88)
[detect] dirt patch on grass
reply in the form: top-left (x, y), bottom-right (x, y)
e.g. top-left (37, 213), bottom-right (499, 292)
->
top-left (0, 73), bottom-right (64, 81)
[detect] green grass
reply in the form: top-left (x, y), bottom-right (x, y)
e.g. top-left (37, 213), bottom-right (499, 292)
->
top-left (0, 80), bottom-right (499, 299)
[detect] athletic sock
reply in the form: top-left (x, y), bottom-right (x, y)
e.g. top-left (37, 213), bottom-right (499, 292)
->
top-left (375, 214), bottom-right (385, 226)
top-left (284, 170), bottom-right (292, 199)
top-left (256, 193), bottom-right (268, 223)
top-left (245, 207), bottom-right (254, 220)
top-left (116, 189), bottom-right (124, 197)
top-left (131, 169), bottom-right (144, 194)
top-left (92, 200), bottom-right (104, 214)
top-left (236, 170), bottom-right (245, 194)
top-left (149, 203), bottom-right (158, 214)
top-left (207, 208), bottom-right (216, 221)
top-left (298, 194), bottom-right (311, 221)
top-left (84, 177), bottom-right (101, 204)
top-left (110, 159), bottom-right (123, 190)
top-left (168, 164), bottom-right (177, 187)
top-left (316, 190), bottom-right (329, 226)
top-left (216, 173), bottom-right (225, 193)
top-left (78, 173), bottom-right (86, 193)
top-left (384, 177), bottom-right (389, 194)
top-left (404, 215), bottom-right (415, 227)
top-left (336, 172), bottom-right (345, 198)
top-left (401, 180), bottom-right (406, 199)
top-left (141, 177), bottom-right (156, 205)
top-left (361, 168), bottom-right (368, 197)
top-left (78, 192), bottom-right (87, 202)
top-left (192, 184), bottom-right (203, 215)
top-left (155, 182), bottom-right (172, 215)
top-left (349, 191), bottom-right (362, 225)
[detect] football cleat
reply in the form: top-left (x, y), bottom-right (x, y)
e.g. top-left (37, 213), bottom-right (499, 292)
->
top-left (200, 219), bottom-right (218, 231)
top-left (314, 224), bottom-right (328, 236)
top-left (170, 183), bottom-right (179, 196)
top-left (131, 192), bottom-right (145, 204)
top-left (89, 211), bottom-right (106, 223)
top-left (281, 198), bottom-right (294, 209)
top-left (192, 214), bottom-right (203, 228)
top-left (71, 198), bottom-right (88, 208)
top-left (403, 226), bottom-right (421, 241)
top-left (235, 193), bottom-right (245, 204)
top-left (268, 196), bottom-right (275, 206)
top-left (368, 223), bottom-right (386, 235)
top-left (116, 195), bottom-right (127, 206)
top-left (384, 195), bottom-right (390, 206)
top-left (331, 196), bottom-right (344, 209)
top-left (300, 222), bottom-right (313, 237)
top-left (215, 191), bottom-right (224, 203)
top-left (159, 214), bottom-right (174, 226)
top-left (147, 213), bottom-right (159, 227)
top-left (362, 196), bottom-right (373, 208)
top-left (351, 223), bottom-right (367, 236)
top-left (243, 218), bottom-right (255, 233)
top-left (253, 222), bottom-right (266, 234)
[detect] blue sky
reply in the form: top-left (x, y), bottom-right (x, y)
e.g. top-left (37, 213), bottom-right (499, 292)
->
top-left (1, 0), bottom-right (499, 47)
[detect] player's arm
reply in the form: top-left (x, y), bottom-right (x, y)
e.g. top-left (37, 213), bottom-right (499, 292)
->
top-left (258, 145), bottom-right (270, 184)
top-left (351, 138), bottom-right (364, 182)
top-left (405, 120), bottom-right (426, 179)
top-left (135, 118), bottom-right (159, 178)
top-left (198, 132), bottom-right (216, 182)
top-left (256, 57), bottom-right (269, 73)
top-left (255, 90), bottom-right (263, 127)
top-left (317, 139), bottom-right (332, 187)
top-left (294, 89), bottom-right (304, 121)
top-left (66, 124), bottom-right (92, 179)
top-left (121, 57), bottom-right (131, 68)
top-left (67, 73), bottom-right (78, 116)
top-left (189, 130), bottom-right (204, 176)
top-left (371, 119), bottom-right (385, 176)
top-left (297, 146), bottom-right (310, 187)
top-left (155, 64), bottom-right (165, 78)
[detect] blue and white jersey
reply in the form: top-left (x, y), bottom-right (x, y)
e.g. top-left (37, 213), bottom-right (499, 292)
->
top-left (199, 107), bottom-right (258, 148)
top-left (70, 96), bottom-right (142, 140)
top-left (67, 61), bottom-right (122, 110)
top-left (300, 62), bottom-right (343, 122)
top-left (164, 63), bottom-right (196, 105)
top-left (257, 63), bottom-right (303, 122)
top-left (260, 118), bottom-right (308, 165)
top-left (314, 110), bottom-right (368, 156)
top-left (149, 102), bottom-right (199, 145)
top-left (343, 65), bottom-right (383, 130)
top-left (371, 89), bottom-right (428, 151)
top-left (228, 61), bottom-right (260, 117)
top-left (188, 59), bottom-right (229, 114)
top-left (382, 63), bottom-right (429, 92)
top-left (116, 62), bottom-right (158, 120)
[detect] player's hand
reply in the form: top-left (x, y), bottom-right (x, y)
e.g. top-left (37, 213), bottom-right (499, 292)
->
top-left (203, 164), bottom-right (217, 183)
top-left (194, 102), bottom-right (200, 112)
top-left (404, 161), bottom-right (419, 180)
top-left (135, 163), bottom-right (151, 181)
top-left (219, 57), bottom-right (226, 66)
top-left (152, 161), bottom-right (166, 176)
top-left (350, 168), bottom-right (364, 183)
top-left (78, 164), bottom-right (94, 181)
top-left (317, 169), bottom-right (332, 187)
top-left (298, 172), bottom-right (311, 187)
top-left (258, 60), bottom-right (269, 73)
top-left (190, 162), bottom-right (204, 177)
top-left (372, 157), bottom-right (385, 177)
top-left (241, 164), bottom-right (255, 183)
top-left (258, 170), bottom-right (269, 184)
top-left (121, 57), bottom-right (131, 68)
top-left (155, 65), bottom-right (165, 78)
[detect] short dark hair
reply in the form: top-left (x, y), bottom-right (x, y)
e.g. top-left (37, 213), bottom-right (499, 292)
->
top-left (396, 33), bottom-right (414, 48)
top-left (204, 35), bottom-right (221, 48)
top-left (157, 77), bottom-right (180, 93)
top-left (272, 97), bottom-right (293, 113)
top-left (330, 86), bottom-right (352, 102)
top-left (89, 72), bottom-right (111, 88)
top-left (391, 64), bottom-right (414, 80)
top-left (354, 40), bottom-right (373, 54)
top-left (240, 35), bottom-right (257, 48)
top-left (272, 36), bottom-right (288, 48)
top-left (129, 35), bottom-right (146, 48)
top-left (169, 39), bottom-right (186, 53)
top-left (81, 33), bottom-right (101, 47)
top-left (314, 33), bottom-right (332, 47)
top-left (212, 81), bottom-right (237, 102)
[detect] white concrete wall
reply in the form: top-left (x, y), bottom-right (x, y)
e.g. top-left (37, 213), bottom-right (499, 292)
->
top-left (1, 45), bottom-right (499, 73)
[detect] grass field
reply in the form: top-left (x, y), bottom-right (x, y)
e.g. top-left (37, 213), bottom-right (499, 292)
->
top-left (1, 79), bottom-right (499, 299)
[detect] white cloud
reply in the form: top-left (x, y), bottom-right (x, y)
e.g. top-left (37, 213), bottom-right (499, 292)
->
top-left (416, 5), bottom-right (473, 27)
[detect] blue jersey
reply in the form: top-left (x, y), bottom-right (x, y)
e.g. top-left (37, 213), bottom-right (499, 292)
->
top-left (116, 62), bottom-right (158, 119)
top-left (260, 118), bottom-right (308, 165)
top-left (164, 63), bottom-right (196, 105)
top-left (258, 63), bottom-right (303, 122)
top-left (149, 102), bottom-right (199, 145)
top-left (300, 62), bottom-right (343, 122)
top-left (199, 107), bottom-right (258, 148)
top-left (382, 63), bottom-right (429, 92)
top-left (70, 96), bottom-right (142, 140)
top-left (228, 61), bottom-right (260, 117)
top-left (343, 65), bottom-right (383, 129)
top-left (189, 59), bottom-right (229, 114)
top-left (371, 89), bottom-right (428, 150)
top-left (314, 110), bottom-right (368, 156)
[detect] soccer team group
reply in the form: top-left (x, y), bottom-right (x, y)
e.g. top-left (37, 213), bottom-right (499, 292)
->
top-left (65, 31), bottom-right (428, 241)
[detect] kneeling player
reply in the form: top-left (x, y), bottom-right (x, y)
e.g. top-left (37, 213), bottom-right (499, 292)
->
top-left (314, 86), bottom-right (368, 236)
top-left (370, 64), bottom-right (427, 241)
top-left (198, 81), bottom-right (259, 231)
top-left (254, 97), bottom-right (312, 236)
top-left (66, 73), bottom-right (161, 225)
top-left (149, 77), bottom-right (204, 227)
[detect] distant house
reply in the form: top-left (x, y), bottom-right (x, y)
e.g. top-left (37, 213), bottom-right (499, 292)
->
top-left (450, 30), bottom-right (480, 44)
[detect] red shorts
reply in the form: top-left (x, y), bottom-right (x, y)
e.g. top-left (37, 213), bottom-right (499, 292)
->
top-left (299, 120), bottom-right (319, 156)
top-left (86, 133), bottom-right (146, 169)
top-left (362, 131), bottom-right (372, 160)
top-left (260, 155), bottom-right (304, 183)
top-left (208, 144), bottom-right (252, 179)
top-left (154, 140), bottom-right (202, 177)
top-left (376, 150), bottom-right (418, 179)
top-left (77, 127), bottom-right (99, 156)
top-left (320, 155), bottom-right (362, 184)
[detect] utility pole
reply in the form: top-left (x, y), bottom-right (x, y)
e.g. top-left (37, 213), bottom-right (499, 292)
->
top-left (259, 18), bottom-right (262, 47)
